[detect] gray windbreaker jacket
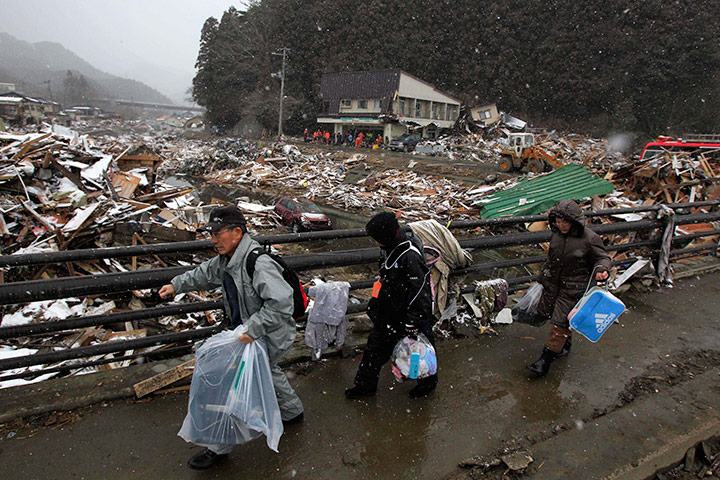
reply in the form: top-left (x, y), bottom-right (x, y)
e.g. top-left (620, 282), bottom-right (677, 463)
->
top-left (171, 234), bottom-right (296, 363)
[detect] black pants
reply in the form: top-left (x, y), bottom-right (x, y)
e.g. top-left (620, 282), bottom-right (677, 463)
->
top-left (354, 322), bottom-right (438, 391)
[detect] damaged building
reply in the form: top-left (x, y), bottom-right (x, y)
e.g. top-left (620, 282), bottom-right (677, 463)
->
top-left (317, 69), bottom-right (461, 141)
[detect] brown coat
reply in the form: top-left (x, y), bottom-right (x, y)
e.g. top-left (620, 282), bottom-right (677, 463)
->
top-left (538, 199), bottom-right (611, 327)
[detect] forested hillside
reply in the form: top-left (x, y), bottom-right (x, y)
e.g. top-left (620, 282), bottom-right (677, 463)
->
top-left (192, 0), bottom-right (720, 138)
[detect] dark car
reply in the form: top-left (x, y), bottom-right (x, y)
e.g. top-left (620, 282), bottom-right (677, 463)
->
top-left (274, 197), bottom-right (332, 233)
top-left (388, 133), bottom-right (425, 152)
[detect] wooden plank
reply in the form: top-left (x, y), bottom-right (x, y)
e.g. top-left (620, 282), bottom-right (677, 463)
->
top-left (111, 171), bottom-right (141, 199)
top-left (153, 385), bottom-right (191, 395)
top-left (71, 327), bottom-right (103, 348)
top-left (49, 158), bottom-right (90, 193)
top-left (10, 132), bottom-right (52, 160)
top-left (133, 359), bottom-right (195, 398)
top-left (105, 328), bottom-right (147, 341)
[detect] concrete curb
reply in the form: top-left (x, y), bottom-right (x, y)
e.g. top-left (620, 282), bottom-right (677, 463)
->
top-left (524, 366), bottom-right (720, 479)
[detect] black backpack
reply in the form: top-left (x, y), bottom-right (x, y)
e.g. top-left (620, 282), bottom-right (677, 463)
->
top-left (245, 247), bottom-right (309, 320)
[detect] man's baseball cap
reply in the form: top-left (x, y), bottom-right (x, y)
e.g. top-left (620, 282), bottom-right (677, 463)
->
top-left (199, 205), bottom-right (247, 232)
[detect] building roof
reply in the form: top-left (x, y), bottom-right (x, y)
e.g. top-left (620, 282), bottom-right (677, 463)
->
top-left (0, 92), bottom-right (45, 104)
top-left (320, 70), bottom-right (400, 114)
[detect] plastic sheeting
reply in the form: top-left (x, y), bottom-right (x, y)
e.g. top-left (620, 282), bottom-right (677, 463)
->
top-left (178, 330), bottom-right (284, 452)
top-left (656, 205), bottom-right (675, 287)
top-left (511, 283), bottom-right (547, 327)
top-left (305, 282), bottom-right (350, 360)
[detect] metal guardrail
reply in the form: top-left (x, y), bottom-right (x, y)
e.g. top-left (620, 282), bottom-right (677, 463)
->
top-left (4, 200), bottom-right (718, 268)
top-left (1, 203), bottom-right (718, 380)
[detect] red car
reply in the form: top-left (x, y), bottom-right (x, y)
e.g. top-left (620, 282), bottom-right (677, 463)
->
top-left (274, 197), bottom-right (332, 233)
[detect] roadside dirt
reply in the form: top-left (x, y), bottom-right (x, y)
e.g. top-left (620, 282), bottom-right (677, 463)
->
top-left (450, 349), bottom-right (720, 479)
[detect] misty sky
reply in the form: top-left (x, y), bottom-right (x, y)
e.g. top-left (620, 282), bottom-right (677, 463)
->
top-left (0, 0), bottom-right (246, 104)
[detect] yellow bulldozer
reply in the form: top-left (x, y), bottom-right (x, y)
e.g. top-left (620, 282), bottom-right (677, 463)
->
top-left (497, 133), bottom-right (568, 173)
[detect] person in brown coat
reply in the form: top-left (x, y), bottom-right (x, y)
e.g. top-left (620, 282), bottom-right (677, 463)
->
top-left (528, 199), bottom-right (611, 376)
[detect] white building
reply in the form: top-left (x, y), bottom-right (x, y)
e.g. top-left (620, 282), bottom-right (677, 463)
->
top-left (317, 69), bottom-right (461, 141)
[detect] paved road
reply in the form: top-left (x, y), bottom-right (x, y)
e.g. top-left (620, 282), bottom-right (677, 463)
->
top-left (1, 271), bottom-right (719, 479)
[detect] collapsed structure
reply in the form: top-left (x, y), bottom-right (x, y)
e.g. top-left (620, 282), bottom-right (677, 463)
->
top-left (0, 114), bottom-right (719, 389)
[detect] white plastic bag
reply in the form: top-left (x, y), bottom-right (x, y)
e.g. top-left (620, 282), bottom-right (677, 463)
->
top-left (391, 334), bottom-right (438, 381)
top-left (511, 283), bottom-right (547, 326)
top-left (178, 330), bottom-right (283, 452)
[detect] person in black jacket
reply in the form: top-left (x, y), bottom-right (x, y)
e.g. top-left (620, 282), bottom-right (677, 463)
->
top-left (528, 199), bottom-right (611, 376)
top-left (345, 212), bottom-right (438, 399)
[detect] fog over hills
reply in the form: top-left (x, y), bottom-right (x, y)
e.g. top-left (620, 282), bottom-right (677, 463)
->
top-left (0, 32), bottom-right (173, 105)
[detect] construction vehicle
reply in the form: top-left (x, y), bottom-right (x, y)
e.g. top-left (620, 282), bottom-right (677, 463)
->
top-left (497, 133), bottom-right (569, 173)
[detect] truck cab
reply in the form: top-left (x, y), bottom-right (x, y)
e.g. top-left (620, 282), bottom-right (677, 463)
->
top-left (507, 133), bottom-right (535, 157)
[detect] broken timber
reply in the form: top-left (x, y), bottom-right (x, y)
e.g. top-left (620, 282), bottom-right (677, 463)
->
top-left (133, 359), bottom-right (195, 398)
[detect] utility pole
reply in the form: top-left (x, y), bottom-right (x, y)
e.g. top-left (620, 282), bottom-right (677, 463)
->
top-left (271, 47), bottom-right (289, 139)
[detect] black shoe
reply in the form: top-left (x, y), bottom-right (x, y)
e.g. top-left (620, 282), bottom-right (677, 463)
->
top-left (345, 385), bottom-right (376, 399)
top-left (408, 382), bottom-right (436, 399)
top-left (187, 448), bottom-right (227, 470)
top-left (528, 347), bottom-right (559, 377)
top-left (282, 412), bottom-right (304, 426)
top-left (556, 337), bottom-right (572, 358)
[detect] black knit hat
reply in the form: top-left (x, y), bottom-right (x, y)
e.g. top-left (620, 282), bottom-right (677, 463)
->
top-left (199, 205), bottom-right (247, 232)
top-left (365, 212), bottom-right (399, 246)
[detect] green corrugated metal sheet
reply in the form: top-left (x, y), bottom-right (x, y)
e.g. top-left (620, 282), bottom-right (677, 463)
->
top-left (475, 164), bottom-right (614, 218)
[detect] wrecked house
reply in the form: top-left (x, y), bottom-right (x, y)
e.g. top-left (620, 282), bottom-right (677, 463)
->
top-left (63, 106), bottom-right (102, 121)
top-left (470, 103), bottom-right (500, 126)
top-left (317, 69), bottom-right (461, 141)
top-left (0, 92), bottom-right (46, 126)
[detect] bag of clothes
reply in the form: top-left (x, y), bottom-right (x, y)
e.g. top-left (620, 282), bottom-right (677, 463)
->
top-left (391, 334), bottom-right (438, 381)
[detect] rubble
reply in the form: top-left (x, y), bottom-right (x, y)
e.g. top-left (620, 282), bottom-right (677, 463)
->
top-left (0, 113), bottom-right (718, 388)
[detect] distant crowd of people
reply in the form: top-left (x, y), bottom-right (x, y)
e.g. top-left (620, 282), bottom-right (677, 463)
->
top-left (303, 128), bottom-right (384, 148)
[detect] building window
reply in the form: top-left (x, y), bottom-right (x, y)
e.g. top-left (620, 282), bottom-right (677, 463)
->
top-left (415, 101), bottom-right (422, 118)
top-left (340, 99), bottom-right (351, 108)
top-left (481, 109), bottom-right (491, 119)
top-left (432, 103), bottom-right (441, 120)
top-left (358, 99), bottom-right (368, 109)
top-left (373, 99), bottom-right (381, 109)
top-left (399, 99), bottom-right (405, 116)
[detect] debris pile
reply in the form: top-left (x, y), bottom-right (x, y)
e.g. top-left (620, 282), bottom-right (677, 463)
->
top-left (1, 114), bottom-right (719, 388)
top-left (601, 150), bottom-right (720, 205)
top-left (197, 146), bottom-right (497, 220)
top-left (0, 128), bottom-right (200, 256)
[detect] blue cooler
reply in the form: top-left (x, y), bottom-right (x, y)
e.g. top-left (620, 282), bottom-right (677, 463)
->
top-left (568, 287), bottom-right (626, 342)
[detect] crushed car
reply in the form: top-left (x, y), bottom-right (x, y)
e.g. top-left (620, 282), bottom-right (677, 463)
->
top-left (274, 197), bottom-right (332, 232)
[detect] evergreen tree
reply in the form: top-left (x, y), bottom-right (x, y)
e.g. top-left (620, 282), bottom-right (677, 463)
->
top-left (192, 0), bottom-right (720, 137)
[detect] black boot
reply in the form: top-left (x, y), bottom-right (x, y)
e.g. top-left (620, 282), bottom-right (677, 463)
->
top-left (556, 336), bottom-right (572, 358)
top-left (345, 385), bottom-right (377, 399)
top-left (528, 347), bottom-right (559, 377)
top-left (409, 374), bottom-right (438, 399)
top-left (187, 448), bottom-right (227, 470)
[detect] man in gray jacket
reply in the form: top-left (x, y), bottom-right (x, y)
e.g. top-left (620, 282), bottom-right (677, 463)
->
top-left (159, 205), bottom-right (304, 469)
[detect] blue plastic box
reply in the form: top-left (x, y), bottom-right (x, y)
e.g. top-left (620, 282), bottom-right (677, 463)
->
top-left (568, 287), bottom-right (626, 343)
